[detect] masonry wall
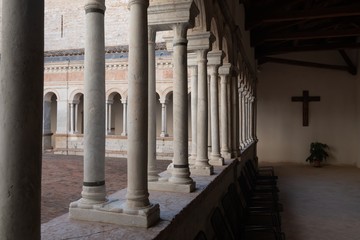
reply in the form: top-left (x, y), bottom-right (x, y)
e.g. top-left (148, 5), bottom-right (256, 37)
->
top-left (257, 51), bottom-right (359, 166)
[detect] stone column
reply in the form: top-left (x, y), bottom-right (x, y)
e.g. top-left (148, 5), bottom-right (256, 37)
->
top-left (74, 101), bottom-right (79, 133)
top-left (249, 94), bottom-right (254, 143)
top-left (168, 23), bottom-right (194, 188)
top-left (43, 100), bottom-right (53, 150)
top-left (0, 0), bottom-right (44, 238)
top-left (227, 75), bottom-right (233, 154)
top-left (239, 87), bottom-right (246, 149)
top-left (208, 64), bottom-right (224, 166)
top-left (245, 91), bottom-right (250, 144)
top-left (69, 102), bottom-right (75, 133)
top-left (160, 99), bottom-right (169, 137)
top-left (148, 27), bottom-right (159, 182)
top-left (121, 99), bottom-right (128, 136)
top-left (70, 0), bottom-right (107, 211)
top-left (105, 100), bottom-right (113, 135)
top-left (219, 64), bottom-right (231, 159)
top-left (189, 62), bottom-right (198, 164)
top-left (191, 49), bottom-right (214, 175)
top-left (231, 71), bottom-right (240, 157)
top-left (207, 74), bottom-right (212, 153)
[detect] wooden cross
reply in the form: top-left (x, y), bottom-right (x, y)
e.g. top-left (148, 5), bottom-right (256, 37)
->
top-left (291, 90), bottom-right (320, 126)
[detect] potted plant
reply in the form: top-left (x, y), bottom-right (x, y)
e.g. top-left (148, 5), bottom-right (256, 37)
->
top-left (306, 142), bottom-right (329, 167)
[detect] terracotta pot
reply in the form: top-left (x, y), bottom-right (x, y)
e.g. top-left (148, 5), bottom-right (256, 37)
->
top-left (313, 160), bottom-right (321, 167)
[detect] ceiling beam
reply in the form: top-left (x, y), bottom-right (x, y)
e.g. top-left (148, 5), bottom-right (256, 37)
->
top-left (252, 29), bottom-right (360, 46)
top-left (338, 49), bottom-right (357, 75)
top-left (247, 4), bottom-right (360, 30)
top-left (255, 41), bottom-right (360, 58)
top-left (259, 57), bottom-right (353, 74)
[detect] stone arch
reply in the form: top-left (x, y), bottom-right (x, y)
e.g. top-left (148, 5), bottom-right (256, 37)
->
top-left (44, 89), bottom-right (60, 101)
top-left (106, 88), bottom-right (122, 100)
top-left (106, 91), bottom-right (123, 135)
top-left (193, 0), bottom-right (207, 32)
top-left (69, 91), bottom-right (84, 134)
top-left (210, 17), bottom-right (220, 51)
top-left (222, 25), bottom-right (233, 64)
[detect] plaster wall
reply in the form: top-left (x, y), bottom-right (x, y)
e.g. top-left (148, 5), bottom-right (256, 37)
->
top-left (257, 51), bottom-right (358, 166)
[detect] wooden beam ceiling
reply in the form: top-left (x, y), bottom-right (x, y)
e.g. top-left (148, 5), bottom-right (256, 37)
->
top-left (241, 0), bottom-right (360, 69)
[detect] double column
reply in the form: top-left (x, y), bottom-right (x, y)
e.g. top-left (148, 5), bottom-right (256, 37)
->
top-left (0, 0), bottom-right (44, 238)
top-left (105, 100), bottom-right (113, 135)
top-left (148, 27), bottom-right (159, 181)
top-left (159, 99), bottom-right (169, 137)
top-left (191, 49), bottom-right (214, 175)
top-left (69, 100), bottom-right (80, 133)
top-left (208, 51), bottom-right (224, 166)
top-left (230, 69), bottom-right (240, 157)
top-left (121, 98), bottom-right (128, 136)
top-left (219, 64), bottom-right (232, 159)
top-left (168, 23), bottom-right (194, 188)
top-left (188, 54), bottom-right (198, 164)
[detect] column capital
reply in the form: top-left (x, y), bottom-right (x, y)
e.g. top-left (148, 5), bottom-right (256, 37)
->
top-left (148, 1), bottom-right (198, 31)
top-left (121, 98), bottom-right (128, 104)
top-left (196, 49), bottom-right (209, 63)
top-left (128, 0), bottom-right (149, 8)
top-left (85, 0), bottom-right (106, 13)
top-left (106, 100), bottom-right (114, 104)
top-left (148, 27), bottom-right (156, 43)
top-left (219, 63), bottom-right (232, 76)
top-left (172, 23), bottom-right (189, 46)
top-left (159, 98), bottom-right (167, 104)
top-left (207, 50), bottom-right (224, 67)
top-left (187, 52), bottom-right (197, 67)
top-left (71, 100), bottom-right (80, 104)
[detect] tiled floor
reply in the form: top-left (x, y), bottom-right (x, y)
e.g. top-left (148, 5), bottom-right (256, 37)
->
top-left (270, 163), bottom-right (360, 240)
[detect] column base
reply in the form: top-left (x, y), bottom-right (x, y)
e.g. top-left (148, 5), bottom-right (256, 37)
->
top-left (148, 175), bottom-right (160, 182)
top-left (188, 155), bottom-right (196, 165)
top-left (220, 151), bottom-right (232, 160)
top-left (160, 133), bottom-right (169, 137)
top-left (190, 164), bottom-right (214, 176)
top-left (120, 132), bottom-right (128, 137)
top-left (148, 177), bottom-right (196, 193)
top-left (69, 198), bottom-right (160, 228)
top-left (209, 155), bottom-right (224, 166)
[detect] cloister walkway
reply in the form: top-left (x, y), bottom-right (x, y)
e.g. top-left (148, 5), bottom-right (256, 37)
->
top-left (271, 163), bottom-right (360, 240)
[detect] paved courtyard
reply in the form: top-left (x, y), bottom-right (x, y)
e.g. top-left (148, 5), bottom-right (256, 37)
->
top-left (41, 153), bottom-right (169, 223)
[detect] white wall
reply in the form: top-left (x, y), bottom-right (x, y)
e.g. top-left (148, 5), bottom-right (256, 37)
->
top-left (257, 51), bottom-right (359, 166)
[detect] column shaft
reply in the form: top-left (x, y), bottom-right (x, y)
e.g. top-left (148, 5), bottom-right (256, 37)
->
top-left (74, 102), bottom-right (79, 133)
top-left (209, 66), bottom-right (222, 163)
top-left (121, 100), bottom-right (128, 136)
top-left (70, 103), bottom-right (75, 133)
top-left (126, 0), bottom-right (151, 209)
top-left (160, 101), bottom-right (168, 137)
top-left (230, 77), bottom-right (237, 156)
top-left (82, 0), bottom-right (106, 203)
top-left (168, 23), bottom-right (193, 184)
top-left (220, 74), bottom-right (229, 154)
top-left (190, 65), bottom-right (198, 162)
top-left (196, 50), bottom-right (211, 167)
top-left (148, 27), bottom-right (159, 181)
top-left (0, 0), bottom-right (44, 238)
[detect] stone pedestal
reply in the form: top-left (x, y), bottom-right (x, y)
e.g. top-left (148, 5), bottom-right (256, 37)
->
top-left (70, 199), bottom-right (160, 228)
